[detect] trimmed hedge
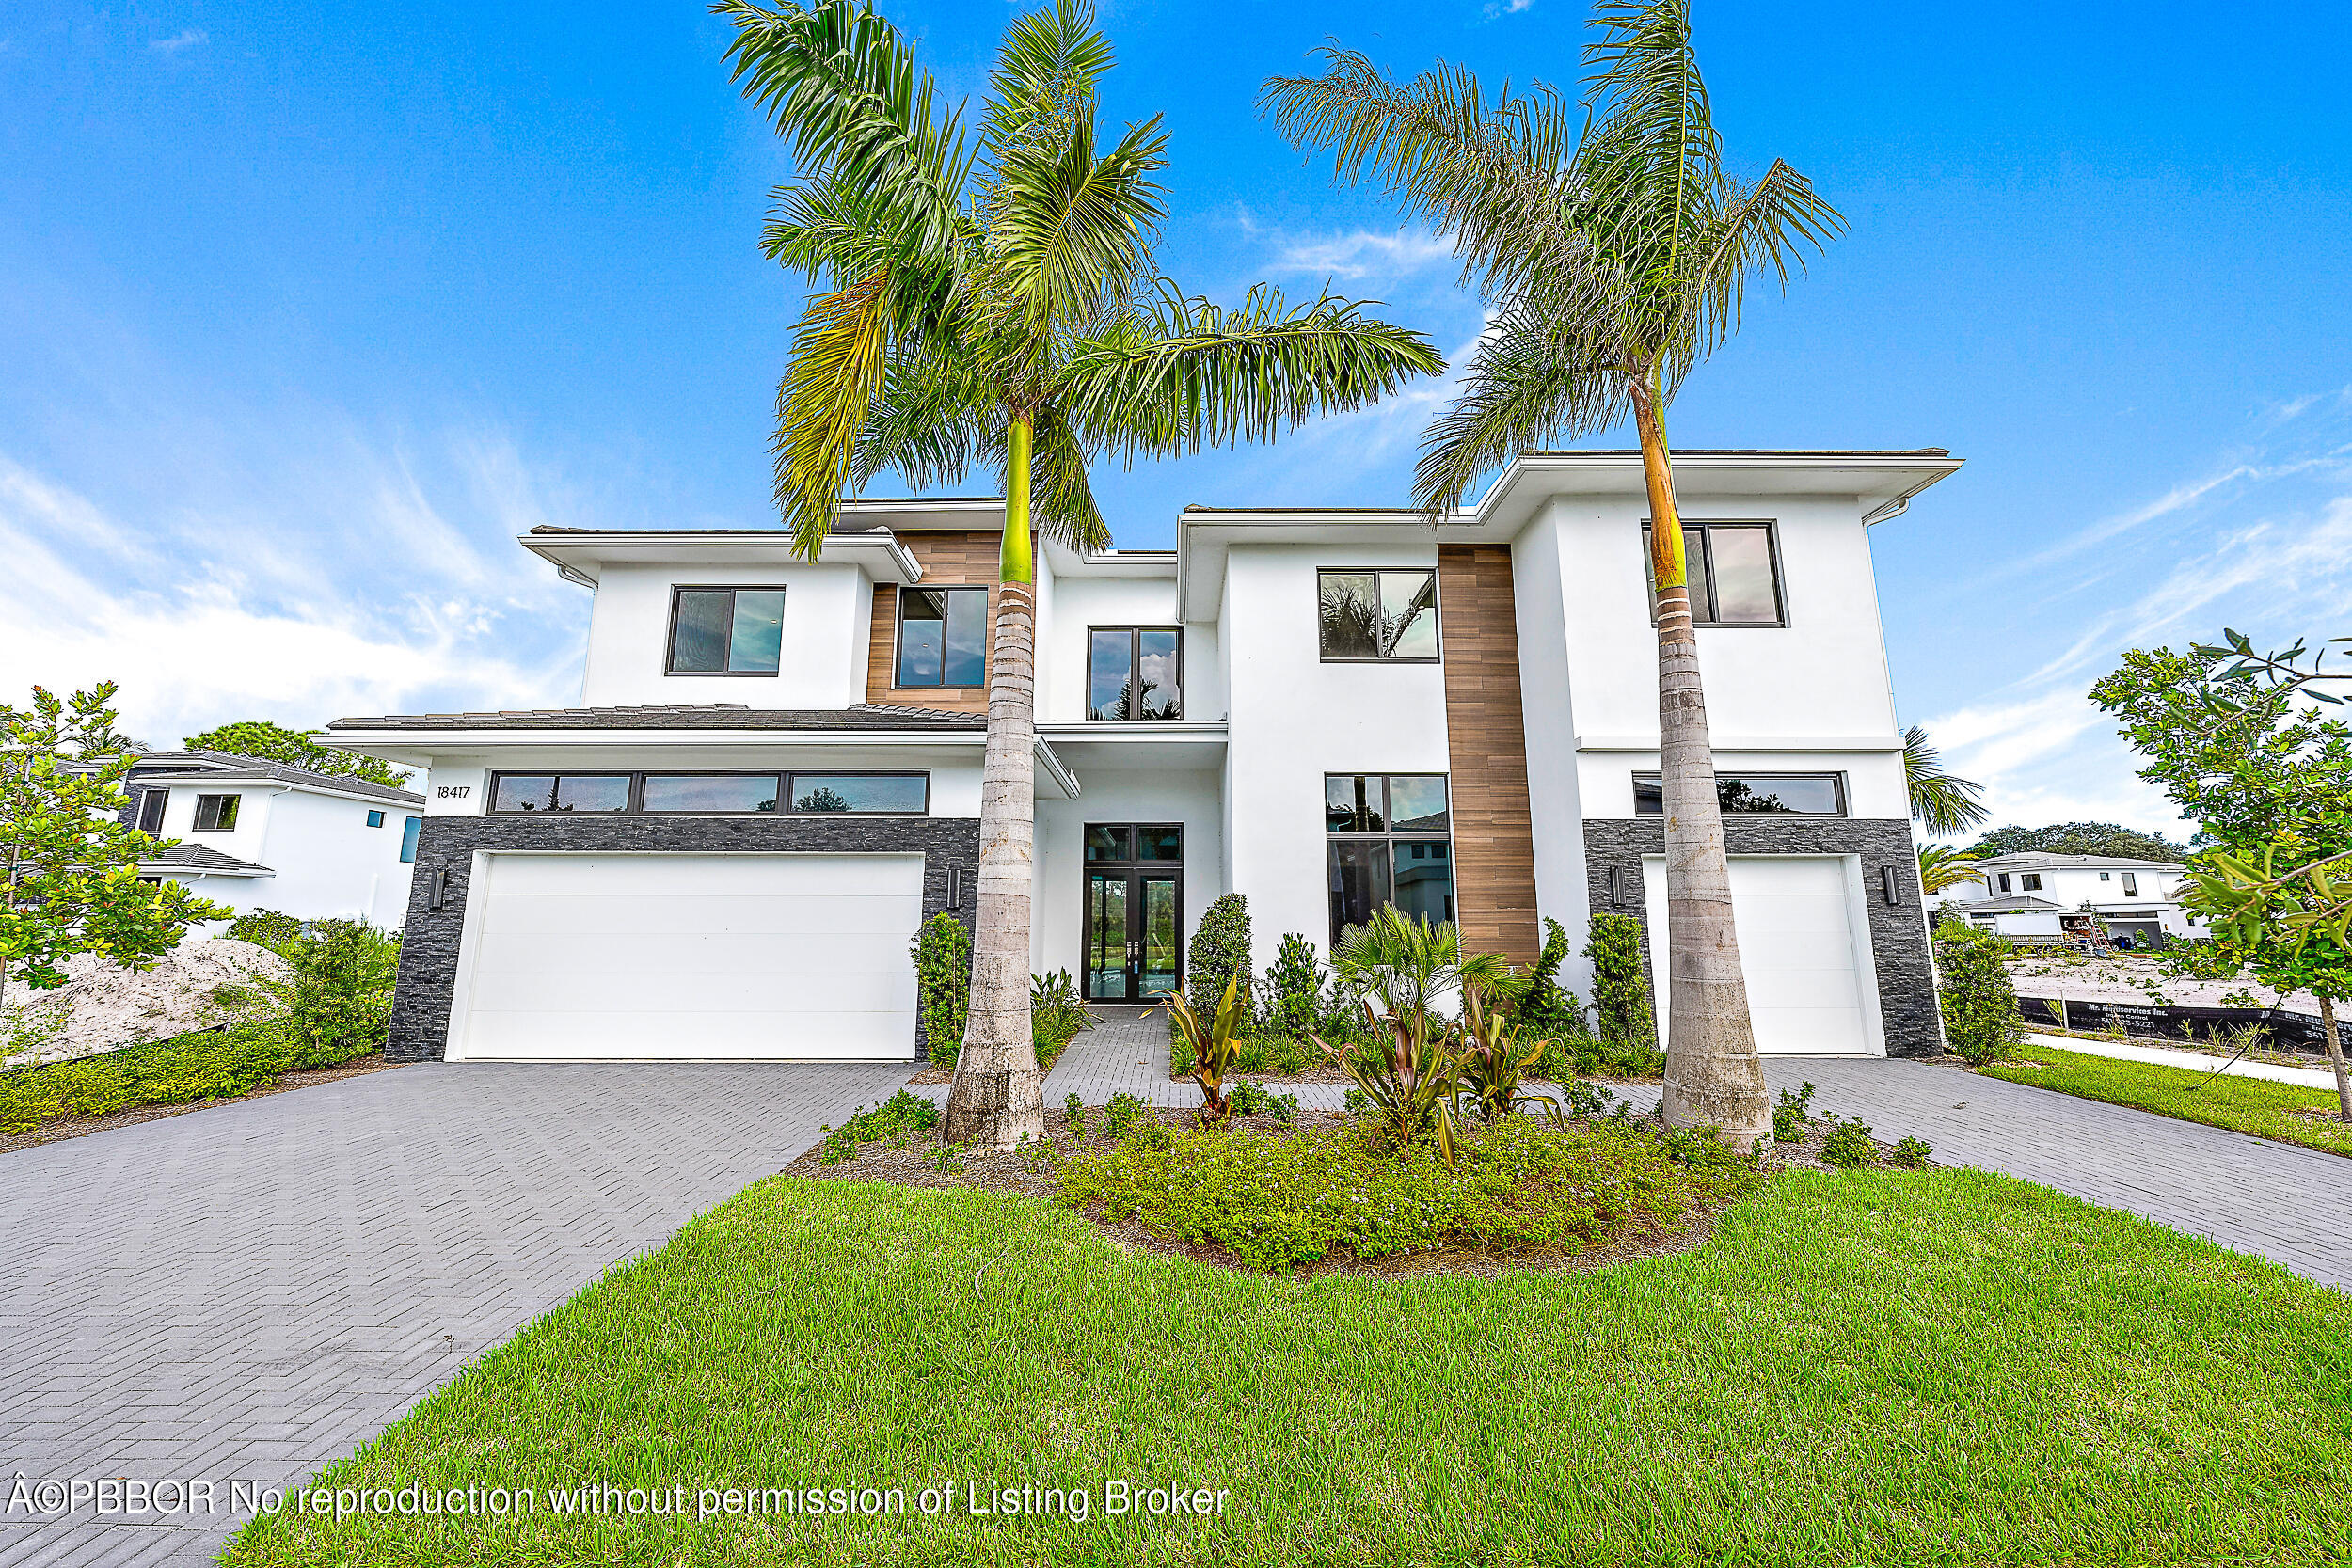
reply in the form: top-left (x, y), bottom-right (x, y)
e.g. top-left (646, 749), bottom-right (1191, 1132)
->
top-left (0, 1017), bottom-right (377, 1134)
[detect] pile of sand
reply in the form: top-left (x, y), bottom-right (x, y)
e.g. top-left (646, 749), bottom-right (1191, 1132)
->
top-left (0, 939), bottom-right (293, 1069)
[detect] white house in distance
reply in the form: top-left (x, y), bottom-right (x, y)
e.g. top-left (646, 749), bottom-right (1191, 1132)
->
top-left (126, 752), bottom-right (423, 929)
top-left (1931, 851), bottom-right (2199, 949)
top-left (322, 448), bottom-right (1961, 1067)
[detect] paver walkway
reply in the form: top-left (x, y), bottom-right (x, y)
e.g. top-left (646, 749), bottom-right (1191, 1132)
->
top-left (0, 1060), bottom-right (908, 1567)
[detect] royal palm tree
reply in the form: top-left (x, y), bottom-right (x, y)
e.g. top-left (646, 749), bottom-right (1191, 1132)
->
top-left (718, 0), bottom-right (1441, 1148)
top-left (1263, 0), bottom-right (1841, 1138)
top-left (1903, 724), bottom-right (1991, 838)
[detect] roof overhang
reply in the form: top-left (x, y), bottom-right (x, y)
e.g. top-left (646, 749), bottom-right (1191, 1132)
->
top-left (1454, 451), bottom-right (1965, 540)
top-left (1175, 512), bottom-right (1435, 622)
top-left (520, 530), bottom-right (923, 589)
top-left (141, 861), bottom-right (275, 879)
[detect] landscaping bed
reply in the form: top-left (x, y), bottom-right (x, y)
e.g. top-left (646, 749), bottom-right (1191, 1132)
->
top-left (1982, 1041), bottom-right (2352, 1157)
top-left (225, 1168), bottom-right (2352, 1568)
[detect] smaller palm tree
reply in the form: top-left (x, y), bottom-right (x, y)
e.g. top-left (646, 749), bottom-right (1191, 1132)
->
top-left (1904, 725), bottom-right (1991, 838)
top-left (1917, 844), bottom-right (1984, 897)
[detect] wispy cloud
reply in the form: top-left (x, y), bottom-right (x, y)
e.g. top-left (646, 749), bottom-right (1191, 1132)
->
top-left (1233, 208), bottom-right (1455, 286)
top-left (1484, 0), bottom-right (1537, 18)
top-left (149, 29), bottom-right (207, 55)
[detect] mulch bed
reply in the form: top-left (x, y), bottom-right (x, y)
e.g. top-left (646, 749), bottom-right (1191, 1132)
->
top-left (0, 1054), bottom-right (395, 1155)
top-left (787, 1100), bottom-right (1915, 1279)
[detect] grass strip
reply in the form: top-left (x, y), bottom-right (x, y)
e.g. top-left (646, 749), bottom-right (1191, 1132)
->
top-left (1984, 1041), bottom-right (2352, 1158)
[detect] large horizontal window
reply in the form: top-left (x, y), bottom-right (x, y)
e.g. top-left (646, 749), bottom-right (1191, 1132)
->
top-left (1088, 626), bottom-right (1184, 720)
top-left (1318, 569), bottom-right (1439, 662)
top-left (487, 772), bottom-right (929, 816)
top-left (896, 586), bottom-right (988, 689)
top-left (667, 587), bottom-right (786, 674)
top-left (1641, 520), bottom-right (1784, 626)
top-left (1632, 771), bottom-right (1846, 816)
top-left (1327, 773), bottom-right (1454, 942)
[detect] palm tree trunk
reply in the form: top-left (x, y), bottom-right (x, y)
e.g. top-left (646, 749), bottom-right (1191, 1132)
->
top-left (944, 412), bottom-right (1047, 1150)
top-left (2320, 993), bottom-right (2352, 1121)
top-left (1630, 378), bottom-right (1770, 1141)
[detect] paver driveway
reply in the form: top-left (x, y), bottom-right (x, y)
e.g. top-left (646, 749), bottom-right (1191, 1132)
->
top-left (0, 1060), bottom-right (909, 1567)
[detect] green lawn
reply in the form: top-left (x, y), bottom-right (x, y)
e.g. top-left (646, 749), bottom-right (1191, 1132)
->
top-left (227, 1173), bottom-right (2352, 1566)
top-left (1985, 1041), bottom-right (2352, 1157)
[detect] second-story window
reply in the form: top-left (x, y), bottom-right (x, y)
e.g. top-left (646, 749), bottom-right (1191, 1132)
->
top-left (896, 587), bottom-right (988, 688)
top-left (2122, 873), bottom-right (2139, 897)
top-left (1318, 569), bottom-right (1438, 661)
top-left (2020, 873), bottom-right (2043, 892)
top-left (1633, 771), bottom-right (1846, 816)
top-left (1088, 627), bottom-right (1183, 720)
top-left (668, 587), bottom-right (785, 674)
top-left (1641, 520), bottom-right (1785, 626)
top-left (192, 793), bottom-right (241, 832)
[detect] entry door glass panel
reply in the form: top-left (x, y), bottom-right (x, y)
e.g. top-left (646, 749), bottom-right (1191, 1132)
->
top-left (1087, 874), bottom-right (1130, 1001)
top-left (1139, 876), bottom-right (1180, 997)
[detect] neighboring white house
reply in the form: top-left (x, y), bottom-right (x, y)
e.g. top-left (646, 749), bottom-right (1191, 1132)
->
top-left (125, 751), bottom-right (423, 929)
top-left (1931, 851), bottom-right (2199, 948)
top-left (322, 448), bottom-right (1961, 1066)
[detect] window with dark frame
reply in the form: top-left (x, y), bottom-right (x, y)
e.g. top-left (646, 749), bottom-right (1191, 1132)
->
top-left (1631, 771), bottom-right (1846, 816)
top-left (399, 815), bottom-right (421, 863)
top-left (666, 587), bottom-right (786, 674)
top-left (1639, 520), bottom-right (1785, 626)
top-left (366, 809), bottom-right (386, 828)
top-left (1087, 627), bottom-right (1184, 720)
top-left (485, 771), bottom-right (930, 816)
top-left (1317, 569), bottom-right (1439, 661)
top-left (1325, 773), bottom-right (1454, 943)
top-left (2020, 873), bottom-right (2043, 892)
top-left (135, 788), bottom-right (167, 836)
top-left (895, 586), bottom-right (988, 688)
top-left (192, 794), bottom-right (240, 832)
top-left (2122, 873), bottom-right (2139, 897)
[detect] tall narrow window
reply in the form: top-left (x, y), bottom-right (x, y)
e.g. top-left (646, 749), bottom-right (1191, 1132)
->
top-left (896, 587), bottom-right (988, 688)
top-left (2121, 873), bottom-right (2138, 897)
top-left (1326, 773), bottom-right (1454, 942)
top-left (135, 788), bottom-right (167, 836)
top-left (1318, 569), bottom-right (1439, 661)
top-left (1087, 627), bottom-right (1184, 720)
top-left (1640, 520), bottom-right (1786, 626)
top-left (399, 815), bottom-right (422, 863)
top-left (667, 587), bottom-right (786, 674)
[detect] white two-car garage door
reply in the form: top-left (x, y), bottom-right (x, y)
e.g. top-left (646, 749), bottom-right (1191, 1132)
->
top-left (1642, 855), bottom-right (1883, 1055)
top-left (447, 852), bottom-right (925, 1061)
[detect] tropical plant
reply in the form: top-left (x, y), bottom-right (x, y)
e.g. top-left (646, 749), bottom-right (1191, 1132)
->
top-left (1265, 0), bottom-right (1842, 1138)
top-left (1916, 844), bottom-right (1985, 896)
top-left (1933, 918), bottom-right (2023, 1067)
top-left (1314, 996), bottom-right (1460, 1163)
top-left (1186, 894), bottom-right (1255, 1022)
top-left (1582, 913), bottom-right (1657, 1052)
top-left (1453, 984), bottom-right (1561, 1125)
top-left (1159, 973), bottom-right (1249, 1124)
top-left (1029, 967), bottom-right (1097, 1069)
top-left (718, 0), bottom-right (1439, 1148)
top-left (1330, 904), bottom-right (1475, 1023)
top-left (3, 682), bottom-right (228, 997)
top-left (1902, 725), bottom-right (1990, 838)
top-left (182, 720), bottom-right (412, 791)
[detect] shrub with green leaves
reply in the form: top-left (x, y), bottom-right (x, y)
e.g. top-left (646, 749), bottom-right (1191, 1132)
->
top-left (909, 913), bottom-right (973, 1070)
top-left (1263, 932), bottom-right (1324, 1039)
top-left (1584, 912), bottom-right (1658, 1051)
top-left (817, 1089), bottom-right (941, 1164)
top-left (1104, 1092), bottom-right (1148, 1140)
top-left (1889, 1135), bottom-right (1931, 1169)
top-left (1186, 894), bottom-right (1253, 1022)
top-left (1030, 969), bottom-right (1096, 1069)
top-left (1514, 918), bottom-right (1585, 1040)
top-left (1934, 917), bottom-right (2025, 1066)
top-left (225, 908), bottom-right (303, 956)
top-left (262, 919), bottom-right (399, 1067)
top-left (1820, 1115), bottom-right (1879, 1168)
top-left (1061, 1092), bottom-right (1086, 1136)
top-left (1773, 1082), bottom-right (1816, 1144)
top-left (1057, 1114), bottom-right (1764, 1272)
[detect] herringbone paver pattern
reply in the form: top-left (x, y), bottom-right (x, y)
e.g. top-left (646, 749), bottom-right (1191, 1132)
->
top-left (0, 1061), bottom-right (908, 1565)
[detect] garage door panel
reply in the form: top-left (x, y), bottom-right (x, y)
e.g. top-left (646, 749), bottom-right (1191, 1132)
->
top-left (451, 852), bottom-right (924, 1061)
top-left (1642, 855), bottom-right (1881, 1056)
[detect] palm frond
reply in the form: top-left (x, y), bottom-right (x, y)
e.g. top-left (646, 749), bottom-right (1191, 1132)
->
top-left (1904, 724), bottom-right (1992, 838)
top-left (774, 270), bottom-right (893, 556)
top-left (990, 111), bottom-right (1168, 331)
top-left (1410, 299), bottom-right (1632, 515)
top-left (715, 0), bottom-right (975, 252)
top-left (1062, 282), bottom-right (1442, 461)
top-left (981, 0), bottom-right (1114, 157)
top-left (1916, 844), bottom-right (1986, 896)
top-left (1025, 404), bottom-right (1110, 552)
top-left (849, 350), bottom-right (995, 493)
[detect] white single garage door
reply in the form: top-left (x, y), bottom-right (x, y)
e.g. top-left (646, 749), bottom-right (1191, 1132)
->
top-left (1641, 855), bottom-right (1881, 1055)
top-left (447, 852), bottom-right (925, 1061)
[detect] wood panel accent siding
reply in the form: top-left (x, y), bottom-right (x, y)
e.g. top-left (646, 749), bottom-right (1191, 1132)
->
top-left (1438, 544), bottom-right (1542, 964)
top-left (866, 530), bottom-right (1005, 713)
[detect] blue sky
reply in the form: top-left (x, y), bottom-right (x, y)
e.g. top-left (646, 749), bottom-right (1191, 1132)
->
top-left (3, 1), bottom-right (2348, 839)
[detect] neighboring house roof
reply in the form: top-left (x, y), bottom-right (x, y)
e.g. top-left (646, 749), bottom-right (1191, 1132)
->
top-left (1971, 852), bottom-right (2185, 873)
top-left (139, 843), bottom-right (275, 877)
top-left (322, 703), bottom-right (988, 734)
top-left (130, 750), bottom-right (424, 806)
top-left (1946, 895), bottom-right (2065, 914)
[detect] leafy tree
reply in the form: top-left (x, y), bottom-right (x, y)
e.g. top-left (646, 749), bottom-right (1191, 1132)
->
top-left (1964, 820), bottom-right (2193, 863)
top-left (2184, 841), bottom-right (2352, 1119)
top-left (1916, 844), bottom-right (1984, 895)
top-left (3, 683), bottom-right (228, 995)
top-left (1903, 725), bottom-right (1990, 837)
top-left (1265, 0), bottom-right (1841, 1139)
top-left (717, 0), bottom-right (1438, 1148)
top-left (1931, 918), bottom-right (2021, 1066)
top-left (183, 720), bottom-right (412, 791)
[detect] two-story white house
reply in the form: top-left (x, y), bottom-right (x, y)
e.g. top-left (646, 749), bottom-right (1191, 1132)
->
top-left (323, 449), bottom-right (1960, 1066)
top-left (1931, 851), bottom-right (2198, 949)
top-left (125, 751), bottom-right (423, 928)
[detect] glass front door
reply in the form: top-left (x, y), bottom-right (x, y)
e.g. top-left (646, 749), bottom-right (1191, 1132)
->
top-left (1083, 824), bottom-right (1183, 1002)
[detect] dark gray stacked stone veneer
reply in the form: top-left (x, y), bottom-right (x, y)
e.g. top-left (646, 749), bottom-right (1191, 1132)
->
top-left (389, 815), bottom-right (981, 1062)
top-left (1581, 817), bottom-right (1944, 1058)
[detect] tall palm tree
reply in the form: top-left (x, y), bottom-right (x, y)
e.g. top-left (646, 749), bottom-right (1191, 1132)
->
top-left (1263, 0), bottom-right (1841, 1139)
top-left (1903, 724), bottom-right (1991, 838)
top-left (718, 0), bottom-right (1441, 1148)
